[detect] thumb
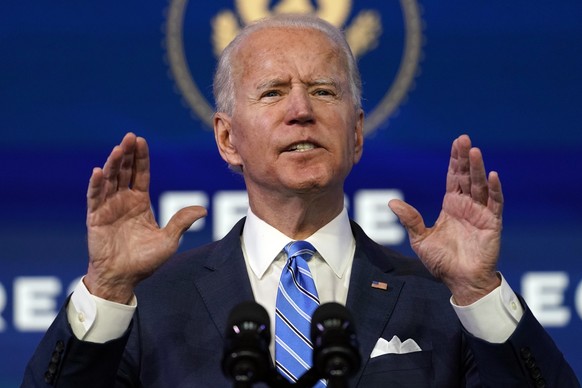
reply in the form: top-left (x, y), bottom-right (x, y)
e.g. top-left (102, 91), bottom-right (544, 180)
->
top-left (388, 199), bottom-right (426, 240)
top-left (164, 205), bottom-right (208, 241)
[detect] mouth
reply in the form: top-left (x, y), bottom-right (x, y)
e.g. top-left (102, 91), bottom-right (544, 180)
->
top-left (285, 142), bottom-right (318, 152)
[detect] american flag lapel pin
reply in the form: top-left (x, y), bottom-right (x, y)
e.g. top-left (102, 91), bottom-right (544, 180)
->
top-left (371, 280), bottom-right (388, 290)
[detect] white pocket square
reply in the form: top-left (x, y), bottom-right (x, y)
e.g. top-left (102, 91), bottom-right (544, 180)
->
top-left (370, 335), bottom-right (422, 358)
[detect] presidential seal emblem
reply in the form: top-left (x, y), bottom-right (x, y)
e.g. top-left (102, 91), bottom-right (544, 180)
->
top-left (164, 0), bottom-right (424, 135)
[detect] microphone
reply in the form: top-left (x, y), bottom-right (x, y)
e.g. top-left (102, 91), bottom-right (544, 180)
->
top-left (310, 303), bottom-right (361, 383)
top-left (221, 301), bottom-right (272, 386)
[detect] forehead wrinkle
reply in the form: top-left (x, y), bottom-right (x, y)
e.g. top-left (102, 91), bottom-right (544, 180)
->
top-left (232, 27), bottom-right (352, 103)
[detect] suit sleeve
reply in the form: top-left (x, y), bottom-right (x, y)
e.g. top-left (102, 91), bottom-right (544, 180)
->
top-left (464, 295), bottom-right (580, 388)
top-left (21, 301), bottom-right (133, 388)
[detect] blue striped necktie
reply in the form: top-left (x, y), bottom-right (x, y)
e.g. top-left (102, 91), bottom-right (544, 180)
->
top-left (275, 240), bottom-right (325, 386)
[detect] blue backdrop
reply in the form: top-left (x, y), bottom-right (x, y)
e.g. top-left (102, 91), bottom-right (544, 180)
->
top-left (1, 1), bottom-right (581, 385)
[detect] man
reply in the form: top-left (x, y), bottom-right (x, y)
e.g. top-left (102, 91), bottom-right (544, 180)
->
top-left (23, 14), bottom-right (578, 387)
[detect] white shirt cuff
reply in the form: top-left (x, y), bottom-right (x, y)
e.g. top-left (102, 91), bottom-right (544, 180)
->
top-left (451, 274), bottom-right (524, 343)
top-left (67, 277), bottom-right (137, 343)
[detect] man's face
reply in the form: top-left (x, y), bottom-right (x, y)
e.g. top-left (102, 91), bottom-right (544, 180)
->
top-left (215, 27), bottom-right (364, 198)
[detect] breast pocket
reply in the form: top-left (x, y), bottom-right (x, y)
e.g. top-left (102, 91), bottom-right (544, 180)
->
top-left (359, 350), bottom-right (433, 387)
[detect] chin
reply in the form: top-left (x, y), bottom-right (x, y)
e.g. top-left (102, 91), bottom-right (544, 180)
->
top-left (286, 175), bottom-right (338, 195)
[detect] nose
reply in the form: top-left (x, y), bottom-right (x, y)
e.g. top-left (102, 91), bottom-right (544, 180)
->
top-left (284, 88), bottom-right (315, 125)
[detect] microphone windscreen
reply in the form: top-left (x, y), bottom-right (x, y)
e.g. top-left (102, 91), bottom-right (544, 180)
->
top-left (310, 302), bottom-right (361, 379)
top-left (311, 302), bottom-right (353, 338)
top-left (222, 301), bottom-right (272, 383)
top-left (312, 302), bottom-right (351, 321)
top-left (227, 301), bottom-right (271, 340)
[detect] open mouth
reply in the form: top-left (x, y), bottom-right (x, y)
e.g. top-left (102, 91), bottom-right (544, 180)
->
top-left (286, 142), bottom-right (317, 152)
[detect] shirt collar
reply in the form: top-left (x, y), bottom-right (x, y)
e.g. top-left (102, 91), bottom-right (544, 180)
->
top-left (242, 207), bottom-right (354, 279)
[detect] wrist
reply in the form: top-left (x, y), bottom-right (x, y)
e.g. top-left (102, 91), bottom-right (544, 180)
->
top-left (84, 272), bottom-right (135, 305)
top-left (448, 272), bottom-right (501, 306)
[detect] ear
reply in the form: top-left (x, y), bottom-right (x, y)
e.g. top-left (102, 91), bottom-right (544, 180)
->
top-left (353, 109), bottom-right (364, 164)
top-left (214, 113), bottom-right (243, 168)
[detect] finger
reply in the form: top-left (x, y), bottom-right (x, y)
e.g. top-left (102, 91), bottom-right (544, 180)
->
top-left (164, 206), bottom-right (208, 241)
top-left (101, 145), bottom-right (123, 198)
top-left (446, 135), bottom-right (472, 194)
top-left (388, 199), bottom-right (426, 240)
top-left (446, 137), bottom-right (460, 193)
top-left (487, 171), bottom-right (504, 218)
top-left (131, 136), bottom-right (150, 192)
top-left (87, 167), bottom-right (105, 213)
top-left (117, 133), bottom-right (138, 190)
top-left (456, 135), bottom-right (472, 195)
top-left (469, 147), bottom-right (488, 205)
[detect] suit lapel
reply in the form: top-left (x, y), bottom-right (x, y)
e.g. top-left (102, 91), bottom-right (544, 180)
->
top-left (346, 222), bottom-right (405, 385)
top-left (193, 218), bottom-right (255, 339)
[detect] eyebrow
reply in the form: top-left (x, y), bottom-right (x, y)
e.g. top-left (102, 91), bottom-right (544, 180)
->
top-left (255, 78), bottom-right (289, 91)
top-left (255, 77), bottom-right (340, 91)
top-left (308, 78), bottom-right (340, 88)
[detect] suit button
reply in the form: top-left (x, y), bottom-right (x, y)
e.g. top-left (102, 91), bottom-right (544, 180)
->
top-left (530, 367), bottom-right (542, 379)
top-left (535, 378), bottom-right (546, 388)
top-left (520, 347), bottom-right (532, 359)
top-left (525, 357), bottom-right (536, 369)
top-left (48, 362), bottom-right (58, 374)
top-left (55, 340), bottom-right (65, 353)
top-left (44, 371), bottom-right (54, 384)
top-left (51, 351), bottom-right (60, 364)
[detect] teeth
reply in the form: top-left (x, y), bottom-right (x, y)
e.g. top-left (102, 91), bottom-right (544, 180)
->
top-left (289, 142), bottom-right (315, 152)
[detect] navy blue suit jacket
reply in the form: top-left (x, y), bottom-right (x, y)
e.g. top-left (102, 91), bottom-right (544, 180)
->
top-left (22, 218), bottom-right (579, 387)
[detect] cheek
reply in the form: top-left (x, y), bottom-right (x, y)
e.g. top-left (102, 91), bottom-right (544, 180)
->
top-left (233, 124), bottom-right (272, 164)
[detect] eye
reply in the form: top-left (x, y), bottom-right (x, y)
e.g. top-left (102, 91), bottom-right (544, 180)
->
top-left (261, 90), bottom-right (281, 98)
top-left (313, 89), bottom-right (335, 97)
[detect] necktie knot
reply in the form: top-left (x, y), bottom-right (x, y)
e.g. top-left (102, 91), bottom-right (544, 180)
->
top-left (284, 240), bottom-right (316, 264)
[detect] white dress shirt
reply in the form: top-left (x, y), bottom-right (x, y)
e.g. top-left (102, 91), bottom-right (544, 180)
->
top-left (68, 208), bottom-right (524, 349)
top-left (242, 207), bottom-right (355, 357)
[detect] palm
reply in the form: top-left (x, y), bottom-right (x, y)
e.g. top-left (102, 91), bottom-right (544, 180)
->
top-left (411, 191), bottom-right (501, 283)
top-left (389, 135), bottom-right (503, 304)
top-left (87, 188), bottom-right (170, 281)
top-left (84, 133), bottom-right (206, 302)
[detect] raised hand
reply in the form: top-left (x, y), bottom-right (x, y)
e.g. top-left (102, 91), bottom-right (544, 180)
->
top-left (84, 133), bottom-right (207, 303)
top-left (389, 135), bottom-right (503, 305)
